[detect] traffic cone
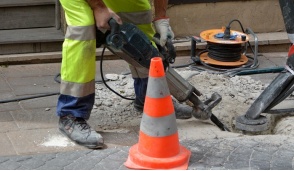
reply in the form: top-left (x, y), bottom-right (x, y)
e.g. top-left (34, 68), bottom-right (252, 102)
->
top-left (289, 44), bottom-right (294, 57)
top-left (124, 57), bottom-right (191, 170)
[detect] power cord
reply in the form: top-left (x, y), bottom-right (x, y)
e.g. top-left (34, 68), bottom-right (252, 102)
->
top-left (99, 46), bottom-right (135, 101)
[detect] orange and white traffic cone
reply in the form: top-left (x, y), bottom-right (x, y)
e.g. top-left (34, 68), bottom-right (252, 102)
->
top-left (124, 57), bottom-right (191, 170)
top-left (289, 44), bottom-right (294, 57)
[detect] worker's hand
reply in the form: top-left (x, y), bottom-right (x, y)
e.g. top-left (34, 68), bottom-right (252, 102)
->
top-left (93, 7), bottom-right (122, 32)
top-left (153, 18), bottom-right (174, 47)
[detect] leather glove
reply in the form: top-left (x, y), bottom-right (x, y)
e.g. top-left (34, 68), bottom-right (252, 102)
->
top-left (153, 18), bottom-right (175, 47)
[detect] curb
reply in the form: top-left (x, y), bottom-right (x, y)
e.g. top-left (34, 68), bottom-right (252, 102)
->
top-left (0, 32), bottom-right (290, 65)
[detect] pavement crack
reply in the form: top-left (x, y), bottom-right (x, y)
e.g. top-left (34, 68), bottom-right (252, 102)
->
top-left (269, 144), bottom-right (280, 169)
top-left (35, 153), bottom-right (58, 169)
top-left (225, 142), bottom-right (239, 164)
top-left (5, 132), bottom-right (19, 155)
top-left (249, 149), bottom-right (255, 169)
top-left (14, 164), bottom-right (22, 170)
top-left (118, 162), bottom-right (125, 170)
top-left (103, 149), bottom-right (121, 160)
top-left (65, 151), bottom-right (91, 169)
top-left (16, 156), bottom-right (33, 162)
top-left (92, 150), bottom-right (121, 169)
top-left (0, 158), bottom-right (9, 164)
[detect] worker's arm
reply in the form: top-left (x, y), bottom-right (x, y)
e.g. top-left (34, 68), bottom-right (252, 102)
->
top-left (154, 0), bottom-right (168, 20)
top-left (153, 0), bottom-right (174, 46)
top-left (86, 0), bottom-right (122, 30)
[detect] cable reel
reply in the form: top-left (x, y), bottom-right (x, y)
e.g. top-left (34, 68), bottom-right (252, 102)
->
top-left (199, 28), bottom-right (249, 67)
top-left (191, 19), bottom-right (259, 73)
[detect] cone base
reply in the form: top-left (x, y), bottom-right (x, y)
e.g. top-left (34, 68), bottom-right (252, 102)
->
top-left (124, 143), bottom-right (191, 170)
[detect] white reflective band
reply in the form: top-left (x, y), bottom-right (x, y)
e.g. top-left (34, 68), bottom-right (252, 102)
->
top-left (117, 10), bottom-right (152, 25)
top-left (140, 113), bottom-right (177, 137)
top-left (65, 25), bottom-right (96, 41)
top-left (60, 80), bottom-right (95, 97)
top-left (146, 76), bottom-right (170, 98)
top-left (285, 65), bottom-right (294, 75)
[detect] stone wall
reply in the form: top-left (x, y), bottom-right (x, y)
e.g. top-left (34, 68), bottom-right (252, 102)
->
top-left (166, 0), bottom-right (285, 38)
top-left (60, 0), bottom-right (285, 38)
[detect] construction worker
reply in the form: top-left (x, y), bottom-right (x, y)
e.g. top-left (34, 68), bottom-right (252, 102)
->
top-left (57, 0), bottom-right (193, 149)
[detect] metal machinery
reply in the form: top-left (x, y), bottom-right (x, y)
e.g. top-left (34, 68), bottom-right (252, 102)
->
top-left (102, 0), bottom-right (294, 134)
top-left (235, 0), bottom-right (294, 132)
top-left (103, 19), bottom-right (230, 131)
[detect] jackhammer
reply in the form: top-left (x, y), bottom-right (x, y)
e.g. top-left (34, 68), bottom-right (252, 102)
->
top-left (235, 0), bottom-right (294, 132)
top-left (99, 18), bottom-right (230, 132)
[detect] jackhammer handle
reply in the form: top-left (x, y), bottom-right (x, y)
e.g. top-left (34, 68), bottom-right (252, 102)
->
top-left (106, 18), bottom-right (123, 49)
top-left (153, 33), bottom-right (176, 64)
top-left (108, 18), bottom-right (120, 35)
top-left (166, 38), bottom-right (176, 64)
top-left (152, 33), bottom-right (161, 46)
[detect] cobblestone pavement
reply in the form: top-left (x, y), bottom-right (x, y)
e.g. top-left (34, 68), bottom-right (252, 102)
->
top-left (1, 135), bottom-right (294, 170)
top-left (0, 53), bottom-right (292, 170)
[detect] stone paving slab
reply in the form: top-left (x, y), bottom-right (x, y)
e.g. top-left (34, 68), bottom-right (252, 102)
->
top-left (1, 136), bottom-right (294, 170)
top-left (0, 92), bottom-right (15, 102)
top-left (19, 95), bottom-right (58, 110)
top-left (0, 65), bottom-right (57, 78)
top-left (0, 133), bottom-right (16, 156)
top-left (6, 75), bottom-right (58, 86)
top-left (6, 128), bottom-right (85, 156)
top-left (0, 121), bottom-right (19, 134)
top-left (0, 53), bottom-right (293, 170)
top-left (0, 111), bottom-right (14, 122)
top-left (10, 108), bottom-right (57, 130)
top-left (0, 77), bottom-right (12, 92)
top-left (263, 52), bottom-right (287, 66)
top-left (12, 84), bottom-right (59, 96)
top-left (0, 102), bottom-right (21, 112)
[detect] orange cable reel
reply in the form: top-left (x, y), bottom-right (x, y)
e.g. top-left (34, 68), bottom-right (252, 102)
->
top-left (199, 27), bottom-right (249, 67)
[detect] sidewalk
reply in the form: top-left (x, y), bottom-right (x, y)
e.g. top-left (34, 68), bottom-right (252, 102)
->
top-left (1, 53), bottom-right (294, 169)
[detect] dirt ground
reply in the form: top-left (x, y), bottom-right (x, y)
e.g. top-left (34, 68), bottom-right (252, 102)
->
top-left (90, 68), bottom-right (294, 140)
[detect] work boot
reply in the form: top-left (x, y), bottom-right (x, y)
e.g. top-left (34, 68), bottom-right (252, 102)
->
top-left (133, 98), bottom-right (144, 112)
top-left (59, 115), bottom-right (104, 149)
top-left (133, 98), bottom-right (192, 119)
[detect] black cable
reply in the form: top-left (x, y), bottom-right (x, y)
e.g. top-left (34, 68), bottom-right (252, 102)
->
top-left (228, 19), bottom-right (256, 61)
top-left (228, 19), bottom-right (246, 32)
top-left (0, 92), bottom-right (60, 104)
top-left (54, 73), bottom-right (61, 83)
top-left (100, 46), bottom-right (135, 101)
top-left (190, 51), bottom-right (257, 73)
top-left (207, 42), bottom-right (242, 62)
